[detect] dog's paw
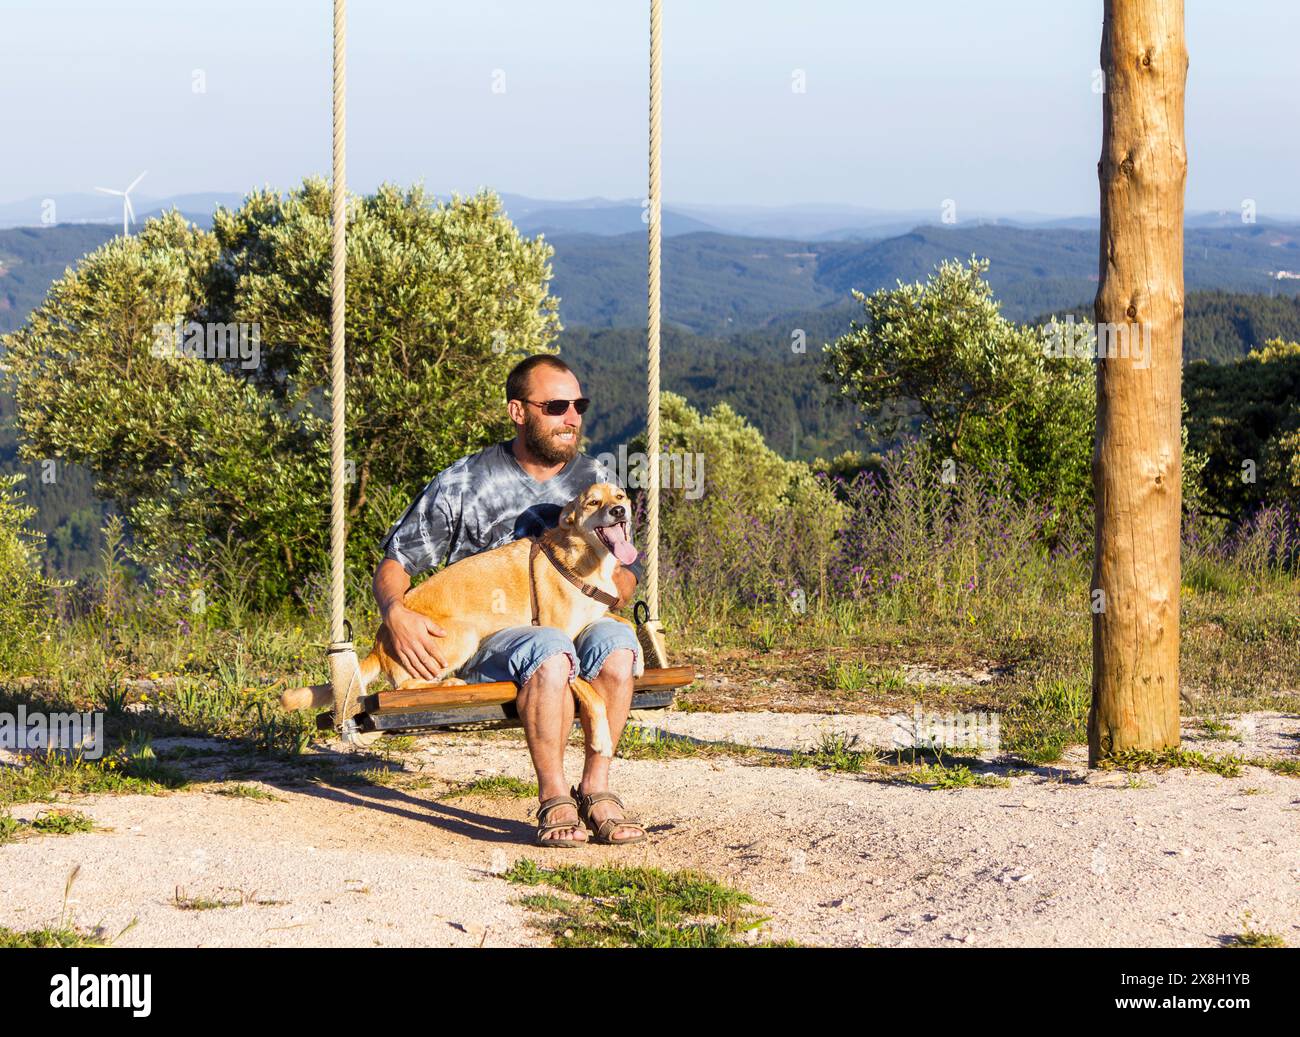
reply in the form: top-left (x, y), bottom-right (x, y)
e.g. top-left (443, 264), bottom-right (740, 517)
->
top-left (437, 677), bottom-right (467, 686)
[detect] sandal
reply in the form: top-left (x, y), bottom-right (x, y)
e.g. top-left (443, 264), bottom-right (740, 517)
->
top-left (535, 795), bottom-right (588, 847)
top-left (571, 786), bottom-right (648, 845)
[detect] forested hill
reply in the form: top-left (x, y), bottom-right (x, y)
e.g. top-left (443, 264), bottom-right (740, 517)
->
top-left (562, 291), bottom-right (1300, 462)
top-left (547, 222), bottom-right (1300, 331)
top-left (7, 220), bottom-right (1300, 337)
top-left (0, 225), bottom-right (116, 334)
top-left (1032, 291), bottom-right (1300, 365)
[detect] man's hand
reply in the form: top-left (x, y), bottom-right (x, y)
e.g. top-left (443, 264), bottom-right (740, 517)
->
top-left (374, 558), bottom-right (448, 681)
top-left (383, 602), bottom-right (449, 681)
top-left (612, 564), bottom-right (638, 611)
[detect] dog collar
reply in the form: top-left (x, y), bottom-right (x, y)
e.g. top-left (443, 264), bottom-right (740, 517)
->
top-left (529, 536), bottom-right (620, 625)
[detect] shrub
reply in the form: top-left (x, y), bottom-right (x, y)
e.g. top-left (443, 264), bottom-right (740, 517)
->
top-left (629, 391), bottom-right (846, 614)
top-left (0, 474), bottom-right (61, 671)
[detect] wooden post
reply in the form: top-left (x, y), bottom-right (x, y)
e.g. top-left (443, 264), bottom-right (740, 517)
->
top-left (1090, 0), bottom-right (1187, 764)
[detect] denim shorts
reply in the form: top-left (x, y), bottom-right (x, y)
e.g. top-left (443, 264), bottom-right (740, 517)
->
top-left (455, 619), bottom-right (642, 687)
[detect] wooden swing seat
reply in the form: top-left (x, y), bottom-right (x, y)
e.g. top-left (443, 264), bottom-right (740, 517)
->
top-left (320, 665), bottom-right (695, 734)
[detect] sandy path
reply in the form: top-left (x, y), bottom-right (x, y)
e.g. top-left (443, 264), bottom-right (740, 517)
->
top-left (2, 711), bottom-right (1298, 947)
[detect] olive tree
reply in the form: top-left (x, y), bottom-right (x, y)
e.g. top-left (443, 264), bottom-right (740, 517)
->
top-left (822, 256), bottom-right (1095, 517)
top-left (2, 182), bottom-right (560, 605)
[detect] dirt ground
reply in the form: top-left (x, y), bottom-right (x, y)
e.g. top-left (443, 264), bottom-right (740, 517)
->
top-left (2, 708), bottom-right (1298, 948)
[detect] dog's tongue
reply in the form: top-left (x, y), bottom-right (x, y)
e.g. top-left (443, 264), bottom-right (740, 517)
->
top-left (603, 524), bottom-right (639, 565)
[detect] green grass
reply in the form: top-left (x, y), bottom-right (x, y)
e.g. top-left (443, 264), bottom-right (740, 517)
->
top-left (900, 744), bottom-right (1011, 789)
top-left (1098, 747), bottom-right (1245, 779)
top-left (789, 731), bottom-right (879, 773)
top-left (518, 892), bottom-right (571, 913)
top-left (354, 765), bottom-right (405, 787)
top-left (28, 808), bottom-right (95, 835)
top-left (0, 805), bottom-right (98, 842)
top-left (907, 761), bottom-right (976, 789)
top-left (0, 865), bottom-right (134, 947)
top-left (0, 746), bottom-right (187, 809)
top-left (1257, 757), bottom-right (1300, 778)
top-left (384, 735), bottom-right (418, 753)
top-left (503, 858), bottom-right (781, 947)
top-left (1226, 912), bottom-right (1287, 948)
top-left (443, 775), bottom-right (539, 799)
top-left (97, 681), bottom-right (130, 717)
top-left (244, 698), bottom-right (316, 756)
top-left (824, 659), bottom-right (906, 693)
top-left (1000, 677), bottom-right (1091, 764)
top-left (1228, 930), bottom-right (1287, 948)
top-left (750, 617), bottom-right (781, 653)
top-left (174, 889), bottom-right (245, 911)
top-left (1196, 717), bottom-right (1240, 741)
top-left (210, 783), bottom-right (283, 801)
top-left (0, 924), bottom-right (104, 948)
top-left (616, 725), bottom-right (761, 761)
top-left (173, 886), bottom-right (284, 911)
top-left (669, 695), bottom-right (708, 713)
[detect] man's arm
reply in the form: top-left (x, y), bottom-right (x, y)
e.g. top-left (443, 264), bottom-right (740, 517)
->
top-left (372, 557), bottom-right (412, 618)
top-left (373, 483), bottom-right (457, 680)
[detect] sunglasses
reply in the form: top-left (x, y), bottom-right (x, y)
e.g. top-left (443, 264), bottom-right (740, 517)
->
top-left (521, 397), bottom-right (590, 416)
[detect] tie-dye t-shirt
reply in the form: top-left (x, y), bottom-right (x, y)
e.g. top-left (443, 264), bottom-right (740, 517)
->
top-left (379, 440), bottom-right (643, 584)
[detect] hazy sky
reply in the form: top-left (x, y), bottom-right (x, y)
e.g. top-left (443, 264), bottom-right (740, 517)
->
top-left (2, 0), bottom-right (1296, 215)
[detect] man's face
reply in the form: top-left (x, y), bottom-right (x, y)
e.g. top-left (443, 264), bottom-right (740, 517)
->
top-left (516, 366), bottom-right (583, 464)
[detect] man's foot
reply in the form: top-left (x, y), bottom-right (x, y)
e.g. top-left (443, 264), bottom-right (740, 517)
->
top-left (573, 785), bottom-right (647, 844)
top-left (535, 795), bottom-right (589, 846)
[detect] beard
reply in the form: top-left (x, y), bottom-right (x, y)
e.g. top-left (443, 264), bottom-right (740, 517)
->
top-left (523, 413), bottom-right (579, 464)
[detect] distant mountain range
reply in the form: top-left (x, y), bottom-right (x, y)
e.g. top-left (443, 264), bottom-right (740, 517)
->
top-left (543, 223), bottom-right (1300, 330)
top-left (5, 219), bottom-right (1300, 337)
top-left (3, 189), bottom-right (1297, 240)
top-left (0, 192), bottom-right (247, 231)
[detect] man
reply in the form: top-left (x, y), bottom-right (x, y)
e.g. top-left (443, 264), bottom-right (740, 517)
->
top-left (375, 354), bottom-right (646, 845)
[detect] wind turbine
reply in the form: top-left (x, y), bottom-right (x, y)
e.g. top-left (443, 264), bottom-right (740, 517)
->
top-left (94, 171), bottom-right (148, 236)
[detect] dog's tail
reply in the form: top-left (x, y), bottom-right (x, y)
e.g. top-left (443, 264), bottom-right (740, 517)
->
top-left (571, 676), bottom-right (614, 758)
top-left (280, 652), bottom-right (382, 712)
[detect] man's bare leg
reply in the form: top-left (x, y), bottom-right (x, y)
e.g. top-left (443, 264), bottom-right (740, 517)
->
top-left (516, 654), bottom-right (586, 843)
top-left (576, 648), bottom-right (641, 841)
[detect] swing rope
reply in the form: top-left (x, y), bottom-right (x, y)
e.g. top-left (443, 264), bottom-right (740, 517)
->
top-left (327, 0), bottom-right (362, 733)
top-left (330, 0), bottom-right (347, 646)
top-left (645, 0), bottom-right (662, 622)
top-left (635, 0), bottom-right (670, 669)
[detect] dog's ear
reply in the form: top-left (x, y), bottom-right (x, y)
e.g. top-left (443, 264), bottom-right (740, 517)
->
top-left (560, 498), bottom-right (580, 528)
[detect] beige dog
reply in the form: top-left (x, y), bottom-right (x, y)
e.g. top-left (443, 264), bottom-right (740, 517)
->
top-left (280, 482), bottom-right (640, 755)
